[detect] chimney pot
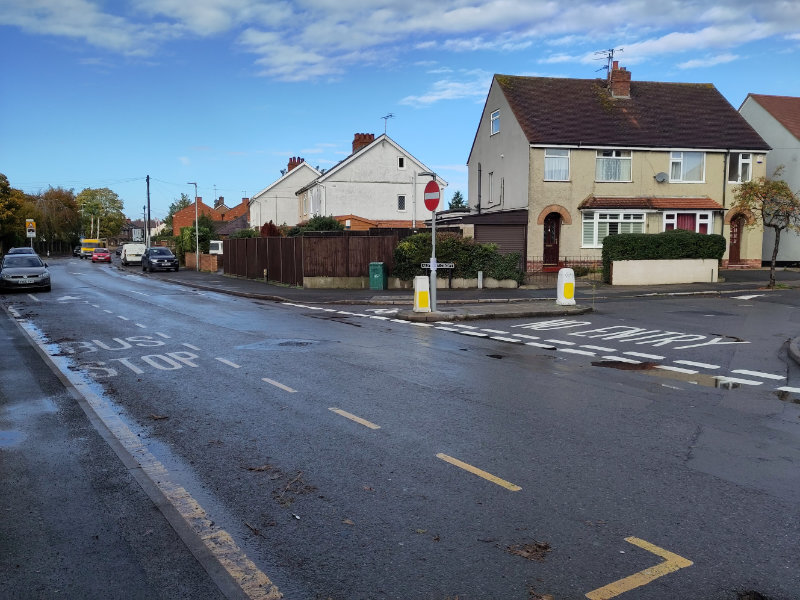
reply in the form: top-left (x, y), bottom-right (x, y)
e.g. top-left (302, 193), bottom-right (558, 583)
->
top-left (608, 62), bottom-right (631, 98)
top-left (352, 132), bottom-right (375, 154)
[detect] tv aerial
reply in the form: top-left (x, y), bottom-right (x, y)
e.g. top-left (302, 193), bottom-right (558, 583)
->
top-left (594, 48), bottom-right (624, 73)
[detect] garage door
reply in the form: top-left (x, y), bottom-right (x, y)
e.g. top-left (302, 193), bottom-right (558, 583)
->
top-left (474, 224), bottom-right (526, 257)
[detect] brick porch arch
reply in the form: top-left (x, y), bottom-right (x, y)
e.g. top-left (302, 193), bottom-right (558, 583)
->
top-left (536, 205), bottom-right (572, 225)
top-left (723, 208), bottom-right (755, 225)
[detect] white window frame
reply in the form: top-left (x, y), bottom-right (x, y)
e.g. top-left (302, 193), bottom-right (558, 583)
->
top-left (728, 153), bottom-right (752, 183)
top-left (595, 150), bottom-right (632, 182)
top-left (398, 156), bottom-right (405, 169)
top-left (662, 211), bottom-right (712, 233)
top-left (488, 171), bottom-right (494, 204)
top-left (490, 110), bottom-right (500, 136)
top-left (544, 148), bottom-right (570, 181)
top-left (669, 151), bottom-right (705, 183)
top-left (581, 210), bottom-right (645, 248)
top-left (397, 195), bottom-right (406, 212)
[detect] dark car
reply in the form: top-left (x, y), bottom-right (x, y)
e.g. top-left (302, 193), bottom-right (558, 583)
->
top-left (91, 248), bottom-right (112, 263)
top-left (0, 254), bottom-right (51, 292)
top-left (7, 247), bottom-right (37, 255)
top-left (142, 247), bottom-right (179, 272)
top-left (73, 245), bottom-right (81, 257)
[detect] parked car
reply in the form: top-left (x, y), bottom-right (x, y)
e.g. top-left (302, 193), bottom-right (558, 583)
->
top-left (7, 247), bottom-right (37, 255)
top-left (91, 248), bottom-right (112, 263)
top-left (115, 247), bottom-right (122, 256)
top-left (142, 247), bottom-right (179, 272)
top-left (73, 245), bottom-right (81, 257)
top-left (0, 254), bottom-right (51, 292)
top-left (121, 243), bottom-right (146, 266)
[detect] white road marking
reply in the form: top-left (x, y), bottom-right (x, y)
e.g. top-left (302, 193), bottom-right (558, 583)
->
top-left (513, 334), bottom-right (541, 341)
top-left (581, 345), bottom-right (616, 352)
top-left (135, 323), bottom-right (146, 328)
top-left (262, 377), bottom-right (297, 393)
top-left (453, 324), bottom-right (478, 329)
top-left (155, 332), bottom-right (171, 338)
top-left (182, 343), bottom-right (201, 350)
top-left (732, 294), bottom-right (765, 300)
top-left (544, 339), bottom-right (576, 346)
top-left (777, 386), bottom-right (800, 393)
top-left (481, 328), bottom-right (509, 334)
top-left (336, 311), bottom-right (358, 315)
top-left (674, 360), bottom-right (720, 369)
top-left (490, 336), bottom-right (521, 343)
top-left (460, 331), bottom-right (488, 337)
top-left (559, 348), bottom-right (596, 356)
top-left (117, 315), bottom-right (130, 321)
top-left (104, 309), bottom-right (113, 313)
top-left (216, 358), bottom-right (241, 368)
top-left (526, 342), bottom-right (557, 349)
top-left (26, 294), bottom-right (40, 302)
top-left (731, 369), bottom-right (785, 380)
top-left (715, 376), bottom-right (763, 386)
top-left (390, 319), bottom-right (409, 324)
top-left (602, 356), bottom-right (642, 363)
top-left (624, 351), bottom-right (665, 360)
top-left (131, 290), bottom-right (149, 296)
top-left (436, 327), bottom-right (461, 332)
top-left (369, 315), bottom-right (390, 320)
top-left (410, 322), bottom-right (433, 327)
top-left (91, 304), bottom-right (100, 308)
top-left (656, 365), bottom-right (698, 374)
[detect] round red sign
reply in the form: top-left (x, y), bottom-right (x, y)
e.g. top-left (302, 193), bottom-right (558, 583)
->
top-left (423, 180), bottom-right (440, 211)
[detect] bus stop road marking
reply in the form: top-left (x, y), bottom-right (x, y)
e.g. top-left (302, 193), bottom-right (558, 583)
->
top-left (329, 408), bottom-right (380, 429)
top-left (436, 453), bottom-right (521, 492)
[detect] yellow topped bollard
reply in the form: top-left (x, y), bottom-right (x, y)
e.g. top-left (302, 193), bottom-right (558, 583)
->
top-left (413, 275), bottom-right (431, 312)
top-left (557, 268), bottom-right (576, 306)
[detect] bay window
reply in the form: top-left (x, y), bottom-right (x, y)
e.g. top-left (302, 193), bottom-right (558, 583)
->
top-left (582, 211), bottom-right (645, 247)
top-left (663, 211), bottom-right (711, 234)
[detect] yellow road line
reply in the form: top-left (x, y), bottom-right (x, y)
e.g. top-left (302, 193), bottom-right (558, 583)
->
top-left (436, 453), bottom-right (521, 491)
top-left (585, 536), bottom-right (693, 600)
top-left (262, 377), bottom-right (297, 393)
top-left (329, 408), bottom-right (381, 429)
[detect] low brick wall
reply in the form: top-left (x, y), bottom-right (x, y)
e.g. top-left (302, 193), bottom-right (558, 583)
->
top-left (611, 259), bottom-right (718, 285)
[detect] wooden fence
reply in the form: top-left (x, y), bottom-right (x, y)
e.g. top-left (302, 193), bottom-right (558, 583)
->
top-left (223, 232), bottom-right (400, 286)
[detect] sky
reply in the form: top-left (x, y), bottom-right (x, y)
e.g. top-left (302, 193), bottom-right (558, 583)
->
top-left (1, 1), bottom-right (799, 223)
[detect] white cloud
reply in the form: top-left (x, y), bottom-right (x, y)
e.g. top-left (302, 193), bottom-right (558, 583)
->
top-left (399, 69), bottom-right (492, 107)
top-left (678, 53), bottom-right (739, 69)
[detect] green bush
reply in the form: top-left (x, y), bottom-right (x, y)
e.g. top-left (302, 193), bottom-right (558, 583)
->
top-left (601, 230), bottom-right (726, 283)
top-left (393, 232), bottom-right (523, 283)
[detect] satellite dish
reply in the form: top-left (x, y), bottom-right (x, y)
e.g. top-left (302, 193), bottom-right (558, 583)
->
top-left (654, 172), bottom-right (668, 183)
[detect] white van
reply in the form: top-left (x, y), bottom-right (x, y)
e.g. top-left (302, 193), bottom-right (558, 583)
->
top-left (120, 243), bottom-right (146, 266)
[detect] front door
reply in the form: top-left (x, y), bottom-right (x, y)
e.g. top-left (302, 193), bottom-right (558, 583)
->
top-left (729, 215), bottom-right (745, 264)
top-left (543, 213), bottom-right (560, 266)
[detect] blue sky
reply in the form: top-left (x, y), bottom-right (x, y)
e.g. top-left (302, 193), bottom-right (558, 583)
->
top-left (2, 1), bottom-right (799, 222)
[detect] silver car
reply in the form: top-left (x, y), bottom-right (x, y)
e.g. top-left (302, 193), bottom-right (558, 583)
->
top-left (0, 254), bottom-right (51, 292)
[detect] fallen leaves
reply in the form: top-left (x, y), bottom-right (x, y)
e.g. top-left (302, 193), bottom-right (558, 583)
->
top-left (507, 541), bottom-right (551, 562)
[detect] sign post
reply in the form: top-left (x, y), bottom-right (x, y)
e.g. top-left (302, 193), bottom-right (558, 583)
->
top-left (423, 178), bottom-right (441, 311)
top-left (25, 219), bottom-right (36, 247)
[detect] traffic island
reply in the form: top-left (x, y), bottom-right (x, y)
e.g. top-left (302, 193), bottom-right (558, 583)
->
top-left (396, 301), bottom-right (592, 322)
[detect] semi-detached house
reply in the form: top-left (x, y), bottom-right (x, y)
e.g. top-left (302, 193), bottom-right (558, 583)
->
top-left (466, 62), bottom-right (771, 271)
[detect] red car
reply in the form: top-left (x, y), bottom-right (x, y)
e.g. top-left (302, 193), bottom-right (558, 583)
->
top-left (91, 248), bottom-right (112, 263)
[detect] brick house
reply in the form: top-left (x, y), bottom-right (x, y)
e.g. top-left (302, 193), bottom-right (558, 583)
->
top-left (173, 196), bottom-right (250, 233)
top-left (466, 62), bottom-right (771, 271)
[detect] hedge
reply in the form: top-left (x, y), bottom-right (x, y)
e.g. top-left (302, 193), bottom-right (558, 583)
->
top-left (601, 230), bottom-right (726, 283)
top-left (393, 232), bottom-right (523, 283)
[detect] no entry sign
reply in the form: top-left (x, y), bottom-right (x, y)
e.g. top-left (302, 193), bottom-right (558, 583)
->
top-left (424, 180), bottom-right (440, 211)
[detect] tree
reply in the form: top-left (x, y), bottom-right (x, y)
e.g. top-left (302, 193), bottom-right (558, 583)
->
top-left (733, 167), bottom-right (800, 288)
top-left (163, 193), bottom-right (192, 235)
top-left (35, 187), bottom-right (79, 253)
top-left (76, 187), bottom-right (125, 238)
top-left (448, 190), bottom-right (466, 210)
top-left (0, 173), bottom-right (25, 251)
top-left (260, 221), bottom-right (281, 237)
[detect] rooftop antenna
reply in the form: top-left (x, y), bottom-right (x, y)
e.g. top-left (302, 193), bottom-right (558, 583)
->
top-left (594, 48), bottom-right (624, 73)
top-left (381, 113), bottom-right (395, 134)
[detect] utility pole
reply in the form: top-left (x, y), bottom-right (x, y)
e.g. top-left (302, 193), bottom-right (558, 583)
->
top-left (187, 182), bottom-right (199, 271)
top-left (146, 175), bottom-right (151, 247)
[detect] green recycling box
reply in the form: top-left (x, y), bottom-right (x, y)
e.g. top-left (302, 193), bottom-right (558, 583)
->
top-left (369, 262), bottom-right (387, 290)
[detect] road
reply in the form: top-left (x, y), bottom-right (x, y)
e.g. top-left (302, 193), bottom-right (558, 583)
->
top-left (2, 257), bottom-right (799, 600)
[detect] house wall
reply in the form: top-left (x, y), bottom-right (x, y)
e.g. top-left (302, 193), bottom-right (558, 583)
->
top-left (298, 139), bottom-right (440, 224)
top-left (251, 163), bottom-right (318, 228)
top-left (467, 79), bottom-right (530, 214)
top-left (525, 147), bottom-right (764, 264)
top-left (740, 97), bottom-right (800, 263)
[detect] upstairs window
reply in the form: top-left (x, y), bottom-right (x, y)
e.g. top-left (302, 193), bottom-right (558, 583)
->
top-left (397, 195), bottom-right (406, 211)
top-left (544, 148), bottom-right (570, 181)
top-left (595, 150), bottom-right (632, 182)
top-left (670, 152), bottom-right (705, 182)
top-left (729, 153), bottom-right (752, 183)
top-left (398, 156), bottom-right (405, 169)
top-left (490, 110), bottom-right (500, 135)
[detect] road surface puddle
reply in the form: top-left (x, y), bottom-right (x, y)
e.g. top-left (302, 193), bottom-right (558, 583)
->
top-left (592, 361), bottom-right (739, 389)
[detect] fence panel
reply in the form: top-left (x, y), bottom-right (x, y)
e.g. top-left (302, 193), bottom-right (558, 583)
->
top-left (303, 237), bottom-right (348, 277)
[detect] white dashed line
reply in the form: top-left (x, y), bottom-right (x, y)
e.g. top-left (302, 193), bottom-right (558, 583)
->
top-left (262, 377), bottom-right (297, 393)
top-left (135, 323), bottom-right (146, 328)
top-left (155, 332), bottom-right (171, 338)
top-left (182, 343), bottom-right (201, 350)
top-left (656, 365), bottom-right (698, 374)
top-left (117, 315), bottom-right (130, 321)
top-left (436, 327), bottom-right (462, 332)
top-left (369, 315), bottom-right (390, 320)
top-left (453, 324), bottom-right (478, 329)
top-left (624, 351), bottom-right (665, 360)
top-left (103, 309), bottom-right (113, 314)
top-left (410, 322), bottom-right (434, 327)
top-left (558, 348), bottom-right (596, 356)
top-left (490, 336), bottom-right (521, 343)
top-left (460, 331), bottom-right (489, 337)
top-left (777, 386), bottom-right (800, 393)
top-left (715, 376), bottom-right (763, 386)
top-left (580, 345), bottom-right (616, 352)
top-left (216, 358), bottom-right (241, 368)
top-left (526, 342), bottom-right (557, 349)
top-left (512, 334), bottom-right (541, 341)
top-left (674, 360), bottom-right (720, 369)
top-left (602, 356), bottom-right (642, 363)
top-left (26, 294), bottom-right (40, 302)
top-left (731, 369), bottom-right (785, 380)
top-left (481, 328), bottom-right (509, 334)
top-left (544, 339), bottom-right (576, 346)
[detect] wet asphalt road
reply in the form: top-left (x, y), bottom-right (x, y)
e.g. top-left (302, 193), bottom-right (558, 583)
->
top-left (1, 257), bottom-right (799, 599)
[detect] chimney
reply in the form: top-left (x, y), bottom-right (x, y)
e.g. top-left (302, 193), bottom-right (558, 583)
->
top-left (241, 197), bottom-right (249, 206)
top-left (608, 60), bottom-right (631, 98)
top-left (352, 133), bottom-right (375, 154)
top-left (214, 196), bottom-right (224, 208)
top-left (288, 156), bottom-right (305, 172)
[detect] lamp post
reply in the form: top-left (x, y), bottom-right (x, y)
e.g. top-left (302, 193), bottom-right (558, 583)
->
top-left (187, 182), bottom-right (199, 271)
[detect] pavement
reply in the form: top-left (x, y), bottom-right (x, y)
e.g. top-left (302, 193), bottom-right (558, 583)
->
top-left (149, 265), bottom-right (800, 366)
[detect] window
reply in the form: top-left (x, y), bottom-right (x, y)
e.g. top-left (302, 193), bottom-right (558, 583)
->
top-left (544, 148), bottom-right (570, 181)
top-left (729, 153), bottom-right (752, 183)
top-left (670, 152), bottom-right (705, 182)
top-left (490, 110), bottom-right (500, 135)
top-left (397, 195), bottom-right (406, 211)
top-left (582, 211), bottom-right (645, 247)
top-left (663, 211), bottom-right (711, 234)
top-left (488, 172), bottom-right (494, 204)
top-left (595, 150), bottom-right (632, 182)
top-left (398, 156), bottom-right (405, 169)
